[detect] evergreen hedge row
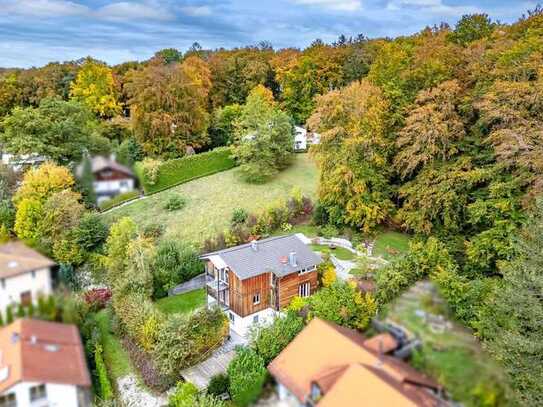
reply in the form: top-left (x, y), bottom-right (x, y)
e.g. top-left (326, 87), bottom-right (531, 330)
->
top-left (98, 190), bottom-right (140, 212)
top-left (136, 147), bottom-right (236, 194)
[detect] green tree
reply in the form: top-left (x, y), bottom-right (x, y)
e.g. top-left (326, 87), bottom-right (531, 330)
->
top-left (70, 58), bottom-right (122, 118)
top-left (208, 104), bottom-right (243, 148)
top-left (448, 14), bottom-right (497, 46)
top-left (78, 155), bottom-right (96, 206)
top-left (234, 87), bottom-right (294, 183)
top-left (104, 217), bottom-right (138, 283)
top-left (73, 212), bottom-right (109, 253)
top-left (0, 98), bottom-right (103, 164)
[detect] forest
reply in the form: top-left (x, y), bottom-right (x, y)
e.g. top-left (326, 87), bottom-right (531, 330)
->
top-left (1, 8), bottom-right (542, 406)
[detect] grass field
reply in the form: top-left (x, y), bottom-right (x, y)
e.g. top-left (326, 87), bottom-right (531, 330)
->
top-left (309, 244), bottom-right (356, 261)
top-left (103, 154), bottom-right (318, 245)
top-left (155, 289), bottom-right (206, 315)
top-left (95, 309), bottom-right (132, 382)
top-left (373, 231), bottom-right (411, 259)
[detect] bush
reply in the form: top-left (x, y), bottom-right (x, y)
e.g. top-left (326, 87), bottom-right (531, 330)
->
top-left (74, 213), bottom-right (109, 252)
top-left (250, 312), bottom-right (304, 365)
top-left (136, 147), bottom-right (236, 194)
top-left (164, 195), bottom-right (187, 211)
top-left (207, 373), bottom-right (229, 397)
top-left (152, 240), bottom-right (202, 299)
top-left (231, 208), bottom-right (248, 225)
top-left (140, 158), bottom-right (162, 186)
top-left (94, 343), bottom-right (113, 401)
top-left (99, 190), bottom-right (140, 211)
top-left (227, 347), bottom-right (267, 407)
top-left (84, 288), bottom-right (112, 312)
top-left (154, 306), bottom-right (229, 377)
top-left (169, 382), bottom-right (227, 407)
top-left (142, 223), bottom-right (165, 239)
top-left (312, 203), bottom-right (329, 226)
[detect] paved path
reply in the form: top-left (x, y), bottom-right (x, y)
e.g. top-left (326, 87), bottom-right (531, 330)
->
top-left (117, 375), bottom-right (169, 407)
top-left (181, 330), bottom-right (247, 390)
top-left (170, 273), bottom-right (206, 295)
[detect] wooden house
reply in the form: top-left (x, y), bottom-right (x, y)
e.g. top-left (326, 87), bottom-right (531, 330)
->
top-left (200, 235), bottom-right (322, 337)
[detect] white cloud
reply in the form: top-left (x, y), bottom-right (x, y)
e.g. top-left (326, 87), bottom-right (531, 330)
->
top-left (386, 0), bottom-right (480, 16)
top-left (291, 0), bottom-right (362, 12)
top-left (96, 2), bottom-right (174, 21)
top-left (180, 5), bottom-right (212, 17)
top-left (1, 0), bottom-right (88, 17)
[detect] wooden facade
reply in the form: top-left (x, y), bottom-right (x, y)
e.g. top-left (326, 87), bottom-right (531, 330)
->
top-left (94, 167), bottom-right (133, 182)
top-left (207, 259), bottom-right (319, 317)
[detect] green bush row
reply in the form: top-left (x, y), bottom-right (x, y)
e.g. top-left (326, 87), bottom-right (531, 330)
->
top-left (136, 147), bottom-right (236, 194)
top-left (94, 343), bottom-right (114, 401)
top-left (99, 191), bottom-right (140, 212)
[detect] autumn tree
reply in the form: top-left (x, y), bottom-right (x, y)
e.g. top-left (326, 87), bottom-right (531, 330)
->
top-left (448, 14), bottom-right (497, 46)
top-left (394, 80), bottom-right (466, 178)
top-left (126, 56), bottom-right (212, 158)
top-left (70, 58), bottom-right (122, 118)
top-left (309, 80), bottom-right (393, 232)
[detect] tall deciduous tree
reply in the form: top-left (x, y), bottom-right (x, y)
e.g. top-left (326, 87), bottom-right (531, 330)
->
top-left (308, 80), bottom-right (393, 232)
top-left (126, 56), bottom-right (212, 158)
top-left (70, 58), bottom-right (122, 118)
top-left (234, 86), bottom-right (293, 183)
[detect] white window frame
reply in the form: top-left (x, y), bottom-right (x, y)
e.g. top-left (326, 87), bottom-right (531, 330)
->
top-left (298, 265), bottom-right (316, 275)
top-left (253, 292), bottom-right (260, 305)
top-left (298, 282), bottom-right (311, 298)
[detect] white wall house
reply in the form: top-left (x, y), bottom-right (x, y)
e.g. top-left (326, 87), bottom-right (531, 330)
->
top-left (0, 241), bottom-right (55, 313)
top-left (0, 319), bottom-right (91, 407)
top-left (294, 126), bottom-right (308, 151)
top-left (77, 156), bottom-right (137, 205)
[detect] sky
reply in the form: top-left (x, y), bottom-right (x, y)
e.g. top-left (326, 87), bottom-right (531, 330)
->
top-left (0, 0), bottom-right (539, 68)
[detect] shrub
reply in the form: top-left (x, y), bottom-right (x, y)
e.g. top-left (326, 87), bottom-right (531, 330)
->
top-left (5, 306), bottom-right (13, 324)
top-left (142, 223), bottom-right (165, 239)
top-left (169, 382), bottom-right (227, 407)
top-left (137, 147), bottom-right (236, 194)
top-left (321, 265), bottom-right (337, 288)
top-left (84, 288), bottom-right (112, 312)
top-left (164, 195), bottom-right (186, 211)
top-left (231, 208), bottom-right (248, 225)
top-left (207, 373), bottom-right (229, 397)
top-left (227, 347), bottom-right (267, 407)
top-left (94, 343), bottom-right (113, 401)
top-left (74, 213), bottom-right (109, 252)
top-left (250, 312), bottom-right (304, 365)
top-left (312, 203), bottom-right (329, 226)
top-left (99, 190), bottom-right (140, 211)
top-left (140, 158), bottom-right (162, 185)
top-left (154, 306), bottom-right (229, 377)
top-left (318, 224), bottom-right (339, 238)
top-left (152, 240), bottom-right (202, 299)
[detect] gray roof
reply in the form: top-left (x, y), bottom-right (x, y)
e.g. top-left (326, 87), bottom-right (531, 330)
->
top-left (202, 235), bottom-right (322, 280)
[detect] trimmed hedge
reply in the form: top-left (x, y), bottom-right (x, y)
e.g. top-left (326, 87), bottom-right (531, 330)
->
top-left (99, 191), bottom-right (140, 212)
top-left (135, 147), bottom-right (236, 194)
top-left (94, 343), bottom-right (114, 401)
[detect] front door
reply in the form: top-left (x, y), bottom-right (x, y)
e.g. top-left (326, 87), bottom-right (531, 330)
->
top-left (20, 291), bottom-right (31, 306)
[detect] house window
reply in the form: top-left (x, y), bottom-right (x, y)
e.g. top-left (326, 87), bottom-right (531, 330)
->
top-left (253, 292), bottom-right (260, 305)
top-left (229, 312), bottom-right (235, 322)
top-left (20, 291), bottom-right (31, 306)
top-left (0, 393), bottom-right (16, 407)
top-left (0, 279), bottom-right (4, 289)
top-left (298, 282), bottom-right (311, 298)
top-left (253, 315), bottom-right (259, 324)
top-left (120, 180), bottom-right (129, 188)
top-left (31, 270), bottom-right (36, 279)
top-left (29, 384), bottom-right (47, 402)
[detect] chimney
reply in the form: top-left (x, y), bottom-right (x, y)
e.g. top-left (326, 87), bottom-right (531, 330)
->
top-left (251, 240), bottom-right (258, 252)
top-left (289, 252), bottom-right (297, 267)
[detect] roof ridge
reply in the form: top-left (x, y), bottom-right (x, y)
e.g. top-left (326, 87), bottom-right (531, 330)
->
top-left (205, 234), bottom-right (297, 256)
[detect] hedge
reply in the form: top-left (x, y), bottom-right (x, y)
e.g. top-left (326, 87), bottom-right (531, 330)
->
top-left (94, 343), bottom-right (114, 401)
top-left (135, 147), bottom-right (236, 194)
top-left (99, 190), bottom-right (140, 212)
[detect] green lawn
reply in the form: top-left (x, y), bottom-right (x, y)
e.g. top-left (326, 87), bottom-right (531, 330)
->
top-left (103, 154), bottom-right (318, 245)
top-left (386, 283), bottom-right (507, 406)
top-left (373, 231), bottom-right (411, 259)
top-left (309, 244), bottom-right (356, 261)
top-left (95, 308), bottom-right (132, 382)
top-left (155, 289), bottom-right (206, 315)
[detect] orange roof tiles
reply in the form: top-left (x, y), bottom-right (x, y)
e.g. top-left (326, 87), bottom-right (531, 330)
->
top-left (0, 241), bottom-right (55, 279)
top-left (268, 318), bottom-right (442, 407)
top-left (0, 319), bottom-right (91, 392)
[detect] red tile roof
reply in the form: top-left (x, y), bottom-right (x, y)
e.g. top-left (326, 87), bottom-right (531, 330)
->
top-left (0, 319), bottom-right (91, 392)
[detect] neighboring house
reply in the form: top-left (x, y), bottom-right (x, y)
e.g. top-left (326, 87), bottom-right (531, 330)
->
top-left (201, 235), bottom-right (322, 337)
top-left (294, 126), bottom-right (320, 151)
top-left (268, 318), bottom-right (445, 407)
top-left (0, 319), bottom-right (92, 407)
top-left (0, 151), bottom-right (46, 172)
top-left (0, 241), bottom-right (55, 313)
top-left (76, 156), bottom-right (137, 205)
top-left (294, 126), bottom-right (308, 151)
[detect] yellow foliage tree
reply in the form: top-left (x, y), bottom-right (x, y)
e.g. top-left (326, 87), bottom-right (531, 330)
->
top-left (70, 58), bottom-right (122, 118)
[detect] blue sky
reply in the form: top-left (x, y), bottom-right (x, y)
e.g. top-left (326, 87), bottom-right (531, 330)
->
top-left (0, 0), bottom-right (538, 67)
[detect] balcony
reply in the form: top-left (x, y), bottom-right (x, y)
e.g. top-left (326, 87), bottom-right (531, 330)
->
top-left (206, 273), bottom-right (229, 310)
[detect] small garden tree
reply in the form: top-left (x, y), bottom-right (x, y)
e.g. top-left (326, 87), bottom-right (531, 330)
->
top-left (227, 347), bottom-right (267, 407)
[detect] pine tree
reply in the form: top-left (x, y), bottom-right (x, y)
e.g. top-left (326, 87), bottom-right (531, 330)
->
top-left (79, 154), bottom-right (96, 207)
